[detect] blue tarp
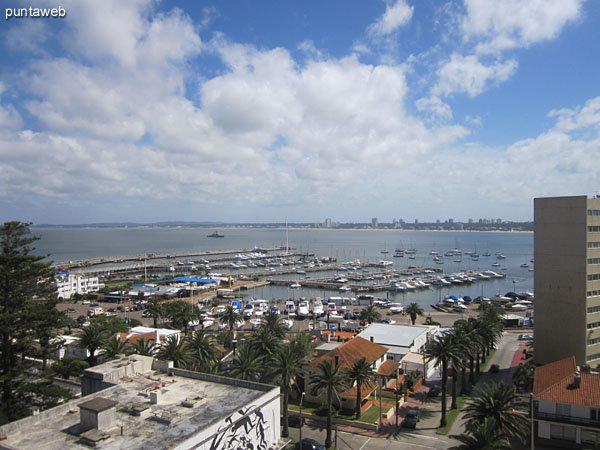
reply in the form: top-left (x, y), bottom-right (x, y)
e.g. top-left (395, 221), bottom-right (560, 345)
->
top-left (169, 277), bottom-right (217, 283)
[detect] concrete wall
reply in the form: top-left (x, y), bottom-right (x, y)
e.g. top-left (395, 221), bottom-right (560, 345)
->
top-left (534, 196), bottom-right (588, 365)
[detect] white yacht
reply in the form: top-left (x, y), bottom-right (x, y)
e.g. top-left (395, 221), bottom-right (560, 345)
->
top-left (297, 301), bottom-right (310, 318)
top-left (285, 300), bottom-right (296, 316)
top-left (312, 299), bottom-right (324, 316)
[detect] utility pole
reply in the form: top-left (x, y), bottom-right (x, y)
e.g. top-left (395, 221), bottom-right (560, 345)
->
top-left (299, 392), bottom-right (306, 446)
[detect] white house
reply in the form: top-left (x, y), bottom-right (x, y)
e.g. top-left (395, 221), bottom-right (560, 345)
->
top-left (534, 356), bottom-right (600, 446)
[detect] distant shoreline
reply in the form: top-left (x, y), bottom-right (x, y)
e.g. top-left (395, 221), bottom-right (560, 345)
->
top-left (32, 225), bottom-right (532, 233)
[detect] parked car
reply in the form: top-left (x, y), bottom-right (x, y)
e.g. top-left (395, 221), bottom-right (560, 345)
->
top-left (296, 438), bottom-right (325, 450)
top-left (518, 334), bottom-right (534, 341)
top-left (67, 308), bottom-right (76, 313)
top-left (401, 409), bottom-right (420, 428)
top-left (280, 415), bottom-right (304, 428)
top-left (90, 302), bottom-right (99, 307)
top-left (489, 364), bottom-right (500, 373)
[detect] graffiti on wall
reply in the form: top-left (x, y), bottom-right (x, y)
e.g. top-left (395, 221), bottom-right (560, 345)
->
top-left (209, 406), bottom-right (271, 450)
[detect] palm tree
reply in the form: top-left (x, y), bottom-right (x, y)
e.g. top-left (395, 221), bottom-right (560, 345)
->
top-left (163, 300), bottom-right (200, 335)
top-left (157, 334), bottom-right (191, 368)
top-left (450, 418), bottom-right (512, 450)
top-left (512, 357), bottom-right (535, 392)
top-left (102, 335), bottom-right (129, 358)
top-left (424, 331), bottom-right (465, 427)
top-left (221, 305), bottom-right (242, 337)
top-left (187, 330), bottom-right (220, 372)
top-left (270, 344), bottom-right (304, 438)
top-left (359, 304), bottom-right (381, 324)
top-left (405, 302), bottom-right (424, 325)
top-left (447, 329), bottom-right (467, 410)
top-left (260, 311), bottom-right (287, 340)
top-left (129, 338), bottom-right (157, 356)
top-left (309, 360), bottom-right (347, 448)
top-left (348, 357), bottom-right (374, 419)
top-left (246, 326), bottom-right (282, 360)
top-left (78, 324), bottom-right (109, 366)
top-left (146, 295), bottom-right (163, 329)
top-left (229, 344), bottom-right (263, 381)
top-left (462, 381), bottom-right (529, 442)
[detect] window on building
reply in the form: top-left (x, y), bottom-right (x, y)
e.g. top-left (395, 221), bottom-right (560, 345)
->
top-left (591, 408), bottom-right (599, 421)
top-left (588, 338), bottom-right (600, 345)
top-left (588, 322), bottom-right (600, 330)
top-left (551, 424), bottom-right (576, 441)
top-left (589, 210), bottom-right (600, 216)
top-left (590, 226), bottom-right (600, 232)
top-left (587, 353), bottom-right (600, 362)
top-left (589, 242), bottom-right (600, 249)
top-left (589, 258), bottom-right (600, 265)
top-left (556, 403), bottom-right (571, 417)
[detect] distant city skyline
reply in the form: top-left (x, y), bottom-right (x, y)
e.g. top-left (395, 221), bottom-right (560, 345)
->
top-left (1, 1), bottom-right (599, 224)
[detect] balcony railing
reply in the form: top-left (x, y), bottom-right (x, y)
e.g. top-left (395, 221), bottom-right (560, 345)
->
top-left (535, 411), bottom-right (600, 428)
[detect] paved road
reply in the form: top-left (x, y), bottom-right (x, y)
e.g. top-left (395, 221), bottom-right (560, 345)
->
top-left (284, 422), bottom-right (453, 450)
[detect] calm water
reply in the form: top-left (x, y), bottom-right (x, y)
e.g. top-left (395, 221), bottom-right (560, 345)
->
top-left (31, 227), bottom-right (533, 311)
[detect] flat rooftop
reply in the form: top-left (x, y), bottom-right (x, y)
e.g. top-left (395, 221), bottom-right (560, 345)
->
top-left (357, 323), bottom-right (430, 347)
top-left (0, 359), bottom-right (278, 449)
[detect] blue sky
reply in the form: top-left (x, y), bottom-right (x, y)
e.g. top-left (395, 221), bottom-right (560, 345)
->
top-left (1, 0), bottom-right (599, 224)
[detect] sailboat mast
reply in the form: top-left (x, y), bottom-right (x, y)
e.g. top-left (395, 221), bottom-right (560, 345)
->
top-left (285, 217), bottom-right (289, 255)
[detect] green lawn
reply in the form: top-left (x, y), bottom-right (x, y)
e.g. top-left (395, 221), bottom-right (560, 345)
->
top-left (358, 405), bottom-right (380, 424)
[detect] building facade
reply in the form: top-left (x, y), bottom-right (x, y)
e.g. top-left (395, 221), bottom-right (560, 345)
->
top-left (534, 195), bottom-right (600, 366)
top-left (55, 271), bottom-right (103, 300)
top-left (534, 356), bottom-right (600, 446)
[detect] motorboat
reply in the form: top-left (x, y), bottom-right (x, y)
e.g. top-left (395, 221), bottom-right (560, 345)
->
top-left (453, 303), bottom-right (468, 312)
top-left (283, 318), bottom-right (294, 329)
top-left (202, 318), bottom-right (214, 329)
top-left (389, 304), bottom-right (404, 314)
top-left (511, 304), bottom-right (528, 311)
top-left (269, 305), bottom-right (280, 315)
top-left (285, 300), bottom-right (296, 316)
top-left (243, 303), bottom-right (254, 318)
top-left (339, 285), bottom-right (352, 292)
top-left (312, 299), bottom-right (324, 316)
top-left (492, 295), bottom-right (512, 303)
top-left (290, 282), bottom-right (301, 288)
top-left (207, 231), bottom-right (224, 238)
top-left (297, 301), bottom-right (310, 318)
top-left (250, 318), bottom-right (263, 329)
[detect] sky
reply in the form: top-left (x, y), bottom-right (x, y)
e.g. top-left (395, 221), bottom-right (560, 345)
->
top-left (1, 0), bottom-right (599, 224)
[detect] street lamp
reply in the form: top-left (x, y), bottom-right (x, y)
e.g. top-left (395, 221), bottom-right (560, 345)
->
top-left (299, 392), bottom-right (306, 445)
top-left (394, 386), bottom-right (401, 428)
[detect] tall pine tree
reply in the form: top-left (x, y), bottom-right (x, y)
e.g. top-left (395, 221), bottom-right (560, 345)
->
top-left (0, 222), bottom-right (57, 423)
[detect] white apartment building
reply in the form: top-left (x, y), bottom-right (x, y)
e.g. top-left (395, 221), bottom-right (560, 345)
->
top-left (55, 271), bottom-right (103, 299)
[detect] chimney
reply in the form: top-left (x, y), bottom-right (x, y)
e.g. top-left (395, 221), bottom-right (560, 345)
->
top-left (334, 355), bottom-right (339, 368)
top-left (568, 372), bottom-right (581, 389)
top-left (370, 336), bottom-right (374, 343)
top-left (79, 397), bottom-right (118, 433)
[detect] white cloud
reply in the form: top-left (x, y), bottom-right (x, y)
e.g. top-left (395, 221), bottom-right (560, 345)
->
top-left (549, 97), bottom-right (600, 132)
top-left (462, 0), bottom-right (583, 54)
top-left (416, 96), bottom-right (453, 120)
top-left (368, 0), bottom-right (414, 36)
top-left (433, 53), bottom-right (517, 97)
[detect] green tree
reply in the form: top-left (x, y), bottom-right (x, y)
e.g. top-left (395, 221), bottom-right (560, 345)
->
top-left (102, 335), bottom-right (129, 358)
top-left (348, 357), bottom-right (374, 419)
top-left (462, 382), bottom-right (529, 442)
top-left (0, 222), bottom-right (57, 422)
top-left (157, 334), bottom-right (191, 368)
top-left (450, 417), bottom-right (512, 450)
top-left (187, 330), bottom-right (220, 372)
top-left (359, 304), bottom-right (381, 324)
top-left (405, 302), bottom-right (424, 325)
top-left (309, 360), bottom-right (347, 448)
top-left (128, 338), bottom-right (157, 357)
top-left (28, 300), bottom-right (68, 370)
top-left (270, 343), bottom-right (304, 438)
top-left (78, 324), bottom-right (110, 366)
top-left (220, 305), bottom-right (242, 337)
top-left (229, 344), bottom-right (263, 381)
top-left (162, 300), bottom-right (199, 335)
top-left (146, 295), bottom-right (163, 329)
top-left (512, 357), bottom-right (535, 392)
top-left (49, 357), bottom-right (89, 379)
top-left (259, 310), bottom-right (287, 340)
top-left (424, 331), bottom-right (465, 427)
top-left (246, 326), bottom-right (282, 361)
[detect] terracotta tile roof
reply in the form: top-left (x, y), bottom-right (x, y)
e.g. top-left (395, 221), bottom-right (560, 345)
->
top-left (534, 356), bottom-right (600, 406)
top-left (308, 337), bottom-right (388, 372)
top-left (377, 360), bottom-right (400, 377)
top-left (118, 331), bottom-right (157, 345)
top-left (340, 379), bottom-right (377, 400)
